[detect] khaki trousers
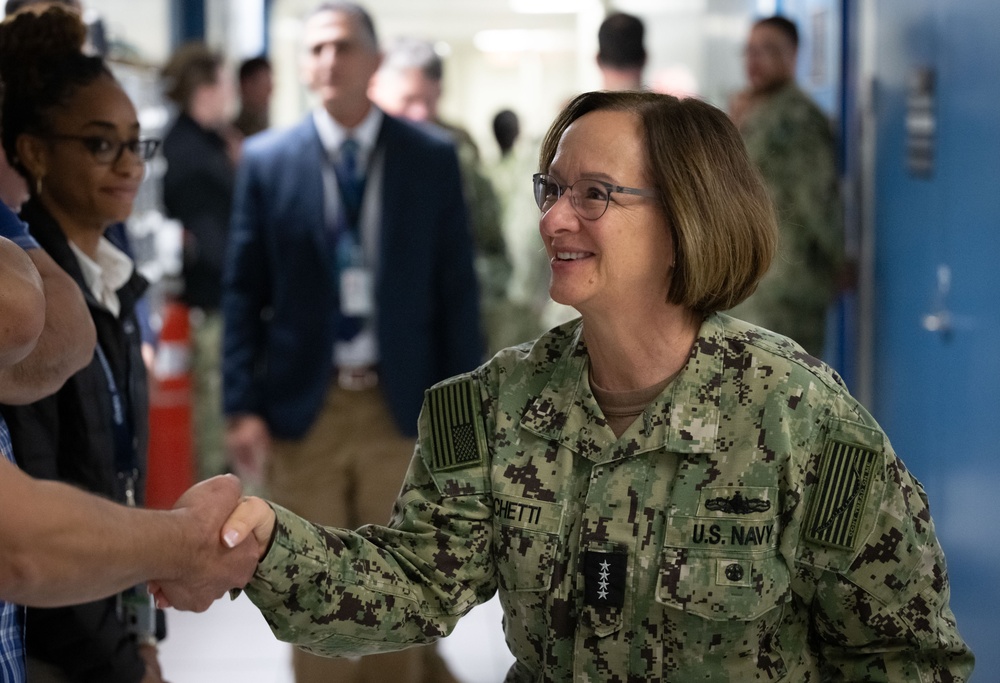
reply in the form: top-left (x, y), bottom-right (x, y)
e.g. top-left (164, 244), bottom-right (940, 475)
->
top-left (191, 309), bottom-right (226, 481)
top-left (268, 383), bottom-right (458, 683)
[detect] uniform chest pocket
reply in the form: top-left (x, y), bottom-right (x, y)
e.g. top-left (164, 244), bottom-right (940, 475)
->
top-left (492, 495), bottom-right (564, 592)
top-left (656, 546), bottom-right (790, 620)
top-left (656, 546), bottom-right (791, 679)
top-left (494, 524), bottom-right (559, 592)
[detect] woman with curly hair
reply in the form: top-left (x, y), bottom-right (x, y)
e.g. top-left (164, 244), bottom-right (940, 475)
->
top-left (0, 6), bottom-right (165, 682)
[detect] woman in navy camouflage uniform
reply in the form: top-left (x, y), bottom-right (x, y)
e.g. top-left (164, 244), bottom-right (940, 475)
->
top-left (208, 90), bottom-right (973, 681)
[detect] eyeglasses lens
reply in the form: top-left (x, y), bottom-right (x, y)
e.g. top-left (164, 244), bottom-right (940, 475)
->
top-left (532, 174), bottom-right (609, 220)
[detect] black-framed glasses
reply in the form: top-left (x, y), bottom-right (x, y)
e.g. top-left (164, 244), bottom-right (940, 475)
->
top-left (532, 173), bottom-right (657, 221)
top-left (46, 134), bottom-right (161, 165)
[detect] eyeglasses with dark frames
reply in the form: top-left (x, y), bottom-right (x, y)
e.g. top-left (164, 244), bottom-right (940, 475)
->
top-left (46, 134), bottom-right (161, 165)
top-left (532, 172), bottom-right (657, 221)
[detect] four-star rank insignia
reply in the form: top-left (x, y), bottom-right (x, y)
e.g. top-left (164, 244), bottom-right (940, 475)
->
top-left (584, 550), bottom-right (627, 608)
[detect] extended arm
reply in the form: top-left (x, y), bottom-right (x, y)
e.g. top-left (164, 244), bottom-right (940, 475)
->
top-left (0, 464), bottom-right (258, 610)
top-left (213, 441), bottom-right (495, 656)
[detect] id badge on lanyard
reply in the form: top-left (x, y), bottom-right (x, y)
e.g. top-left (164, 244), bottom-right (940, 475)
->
top-left (341, 265), bottom-right (374, 316)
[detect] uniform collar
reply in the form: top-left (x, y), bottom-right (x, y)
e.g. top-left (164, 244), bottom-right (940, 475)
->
top-left (519, 314), bottom-right (725, 462)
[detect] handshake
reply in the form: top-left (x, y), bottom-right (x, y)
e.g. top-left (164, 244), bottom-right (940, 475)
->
top-left (0, 465), bottom-right (277, 612)
top-left (146, 474), bottom-right (278, 612)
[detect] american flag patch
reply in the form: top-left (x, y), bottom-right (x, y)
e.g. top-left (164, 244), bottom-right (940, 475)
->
top-left (427, 378), bottom-right (486, 472)
top-left (805, 439), bottom-right (880, 550)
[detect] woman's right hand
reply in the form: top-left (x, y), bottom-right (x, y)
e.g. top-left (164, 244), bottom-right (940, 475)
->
top-left (222, 496), bottom-right (277, 562)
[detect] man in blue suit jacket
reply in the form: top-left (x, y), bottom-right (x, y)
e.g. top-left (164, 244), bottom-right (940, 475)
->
top-left (221, 4), bottom-right (479, 681)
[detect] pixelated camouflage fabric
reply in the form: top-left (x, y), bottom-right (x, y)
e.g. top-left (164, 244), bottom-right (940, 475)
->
top-left (727, 83), bottom-right (843, 357)
top-left (246, 313), bottom-right (972, 681)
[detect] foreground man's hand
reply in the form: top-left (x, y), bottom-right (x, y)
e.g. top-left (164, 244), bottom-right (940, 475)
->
top-left (148, 475), bottom-right (261, 611)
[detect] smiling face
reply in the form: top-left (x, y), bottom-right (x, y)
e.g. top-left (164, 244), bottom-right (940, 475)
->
top-left (539, 108), bottom-right (674, 321)
top-left (26, 73), bottom-right (143, 235)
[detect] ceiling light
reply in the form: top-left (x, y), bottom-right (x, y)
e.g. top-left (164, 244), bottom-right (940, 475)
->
top-left (509, 0), bottom-right (592, 14)
top-left (474, 29), bottom-right (574, 53)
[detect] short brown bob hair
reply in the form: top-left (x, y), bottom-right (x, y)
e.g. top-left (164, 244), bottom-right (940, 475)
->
top-left (538, 90), bottom-right (777, 314)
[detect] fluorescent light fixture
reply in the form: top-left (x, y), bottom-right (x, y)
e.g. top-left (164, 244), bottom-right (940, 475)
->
top-left (755, 0), bottom-right (778, 16)
top-left (474, 29), bottom-right (574, 53)
top-left (510, 0), bottom-right (586, 14)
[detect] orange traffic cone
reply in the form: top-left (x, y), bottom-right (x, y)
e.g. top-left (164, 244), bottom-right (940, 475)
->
top-left (146, 299), bottom-right (194, 509)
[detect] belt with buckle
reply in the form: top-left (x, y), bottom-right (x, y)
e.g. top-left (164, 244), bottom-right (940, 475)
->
top-left (337, 365), bottom-right (379, 391)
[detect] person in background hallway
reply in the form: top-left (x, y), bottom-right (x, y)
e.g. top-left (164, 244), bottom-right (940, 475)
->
top-left (485, 109), bottom-right (549, 347)
top-left (596, 11), bottom-right (646, 91)
top-left (370, 35), bottom-right (509, 355)
top-left (6, 0), bottom-right (156, 371)
top-left (161, 42), bottom-right (237, 482)
top-left (232, 55), bottom-right (272, 139)
top-left (221, 3), bottom-right (479, 681)
top-left (207, 89), bottom-right (973, 681)
top-left (0, 6), bottom-right (166, 681)
top-left (726, 15), bottom-right (843, 358)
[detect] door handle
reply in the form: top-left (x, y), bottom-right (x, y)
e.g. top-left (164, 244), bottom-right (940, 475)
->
top-left (922, 264), bottom-right (952, 338)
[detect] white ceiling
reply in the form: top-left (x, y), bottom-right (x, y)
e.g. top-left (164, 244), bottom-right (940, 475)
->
top-left (276, 0), bottom-right (585, 49)
top-left (274, 0), bottom-right (715, 50)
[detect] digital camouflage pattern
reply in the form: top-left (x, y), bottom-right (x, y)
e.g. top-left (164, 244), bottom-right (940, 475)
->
top-left (245, 313), bottom-right (973, 681)
top-left (727, 83), bottom-right (843, 357)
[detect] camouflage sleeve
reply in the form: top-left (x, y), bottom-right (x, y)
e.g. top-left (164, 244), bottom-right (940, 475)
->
top-left (792, 408), bottom-right (974, 680)
top-left (244, 404), bottom-right (496, 657)
top-left (751, 93), bottom-right (844, 286)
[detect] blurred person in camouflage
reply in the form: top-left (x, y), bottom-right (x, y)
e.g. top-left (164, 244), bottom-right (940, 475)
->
top-left (369, 35), bottom-right (510, 355)
top-left (727, 15), bottom-right (843, 357)
top-left (486, 109), bottom-right (550, 347)
top-left (173, 91), bottom-right (973, 681)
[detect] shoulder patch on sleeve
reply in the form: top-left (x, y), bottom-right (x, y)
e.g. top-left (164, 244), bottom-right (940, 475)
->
top-left (804, 439), bottom-right (880, 550)
top-left (426, 377), bottom-right (486, 473)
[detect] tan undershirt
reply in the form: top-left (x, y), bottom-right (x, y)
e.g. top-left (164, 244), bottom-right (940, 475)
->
top-left (589, 370), bottom-right (678, 438)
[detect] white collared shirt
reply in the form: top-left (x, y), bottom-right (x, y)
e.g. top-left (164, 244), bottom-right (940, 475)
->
top-left (312, 105), bottom-right (383, 170)
top-left (69, 236), bottom-right (134, 318)
top-left (312, 106), bottom-right (385, 370)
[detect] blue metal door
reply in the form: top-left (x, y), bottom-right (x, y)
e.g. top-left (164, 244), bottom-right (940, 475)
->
top-left (855, 0), bottom-right (1000, 677)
